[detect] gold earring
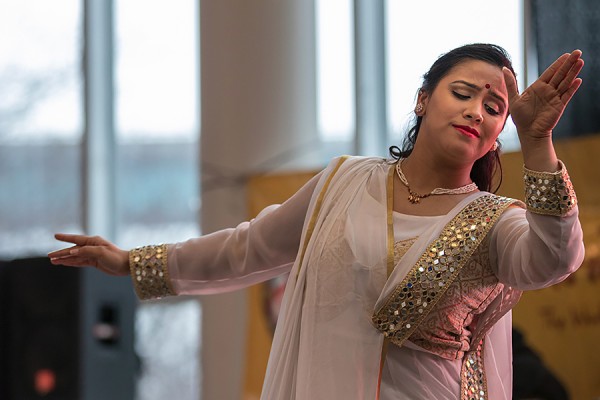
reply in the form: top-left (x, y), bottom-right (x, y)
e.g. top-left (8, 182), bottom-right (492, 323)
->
top-left (415, 103), bottom-right (423, 113)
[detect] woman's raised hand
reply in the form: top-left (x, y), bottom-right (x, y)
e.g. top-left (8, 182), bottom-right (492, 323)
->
top-left (503, 50), bottom-right (584, 141)
top-left (48, 233), bottom-right (130, 276)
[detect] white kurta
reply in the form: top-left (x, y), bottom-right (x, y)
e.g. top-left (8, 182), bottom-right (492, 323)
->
top-left (165, 156), bottom-right (584, 399)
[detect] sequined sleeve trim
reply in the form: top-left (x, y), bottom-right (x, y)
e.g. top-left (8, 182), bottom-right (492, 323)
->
top-left (524, 160), bottom-right (577, 216)
top-left (129, 244), bottom-right (176, 300)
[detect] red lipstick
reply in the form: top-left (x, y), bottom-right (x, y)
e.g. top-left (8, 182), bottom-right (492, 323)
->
top-left (453, 125), bottom-right (480, 138)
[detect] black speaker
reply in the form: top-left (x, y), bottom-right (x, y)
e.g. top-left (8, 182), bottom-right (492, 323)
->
top-left (0, 257), bottom-right (79, 399)
top-left (0, 257), bottom-right (136, 400)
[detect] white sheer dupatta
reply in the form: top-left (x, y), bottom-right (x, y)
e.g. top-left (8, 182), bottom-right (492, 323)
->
top-left (261, 156), bottom-right (391, 399)
top-left (260, 156), bottom-right (518, 399)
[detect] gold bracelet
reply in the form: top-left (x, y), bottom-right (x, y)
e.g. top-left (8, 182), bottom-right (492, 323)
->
top-left (129, 244), bottom-right (176, 300)
top-left (523, 160), bottom-right (577, 216)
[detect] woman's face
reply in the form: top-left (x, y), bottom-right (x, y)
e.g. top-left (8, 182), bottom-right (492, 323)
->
top-left (416, 59), bottom-right (509, 165)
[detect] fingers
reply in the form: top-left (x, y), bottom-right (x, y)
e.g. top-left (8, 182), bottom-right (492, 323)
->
top-left (49, 244), bottom-right (95, 266)
top-left (49, 255), bottom-right (96, 267)
top-left (557, 58), bottom-right (584, 96)
top-left (49, 233), bottom-right (110, 260)
top-left (538, 52), bottom-right (570, 83)
top-left (560, 77), bottom-right (583, 108)
top-left (50, 233), bottom-right (129, 276)
top-left (547, 50), bottom-right (583, 89)
top-left (49, 245), bottom-right (105, 266)
top-left (54, 233), bottom-right (108, 246)
top-left (48, 246), bottom-right (78, 260)
top-left (502, 67), bottom-right (519, 105)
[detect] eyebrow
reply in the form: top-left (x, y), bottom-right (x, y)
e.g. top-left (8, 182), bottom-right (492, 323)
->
top-left (450, 80), bottom-right (507, 108)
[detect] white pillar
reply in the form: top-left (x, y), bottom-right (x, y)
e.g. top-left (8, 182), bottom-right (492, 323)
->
top-left (199, 1), bottom-right (318, 399)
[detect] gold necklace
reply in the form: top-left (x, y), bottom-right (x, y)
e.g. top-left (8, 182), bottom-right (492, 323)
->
top-left (395, 159), bottom-right (478, 204)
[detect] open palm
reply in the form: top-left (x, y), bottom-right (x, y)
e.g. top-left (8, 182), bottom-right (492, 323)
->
top-left (503, 50), bottom-right (583, 140)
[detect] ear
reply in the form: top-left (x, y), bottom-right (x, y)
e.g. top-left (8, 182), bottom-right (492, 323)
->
top-left (416, 89), bottom-right (430, 116)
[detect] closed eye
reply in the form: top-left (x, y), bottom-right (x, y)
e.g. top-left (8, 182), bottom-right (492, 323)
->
top-left (485, 104), bottom-right (500, 116)
top-left (452, 91), bottom-right (469, 100)
top-left (453, 90), bottom-right (502, 116)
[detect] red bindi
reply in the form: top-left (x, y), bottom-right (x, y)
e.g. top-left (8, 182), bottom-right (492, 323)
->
top-left (485, 83), bottom-right (491, 89)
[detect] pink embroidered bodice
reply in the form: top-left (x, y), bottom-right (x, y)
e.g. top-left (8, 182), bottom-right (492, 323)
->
top-left (394, 237), bottom-right (503, 360)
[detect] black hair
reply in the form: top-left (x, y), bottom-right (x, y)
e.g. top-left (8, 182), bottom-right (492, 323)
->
top-left (389, 43), bottom-right (516, 193)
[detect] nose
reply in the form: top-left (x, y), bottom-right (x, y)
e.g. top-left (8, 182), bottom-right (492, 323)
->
top-left (464, 106), bottom-right (483, 124)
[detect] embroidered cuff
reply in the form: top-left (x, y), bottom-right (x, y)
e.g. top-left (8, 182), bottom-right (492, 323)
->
top-left (523, 160), bottom-right (577, 216)
top-left (129, 244), bottom-right (176, 301)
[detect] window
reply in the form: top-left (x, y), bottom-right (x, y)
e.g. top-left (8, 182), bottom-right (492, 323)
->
top-left (0, 0), bottom-right (83, 258)
top-left (115, 1), bottom-right (201, 399)
top-left (115, 0), bottom-right (200, 249)
top-left (315, 0), bottom-right (525, 154)
top-left (316, 0), bottom-right (355, 143)
top-left (0, 1), bottom-right (201, 399)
